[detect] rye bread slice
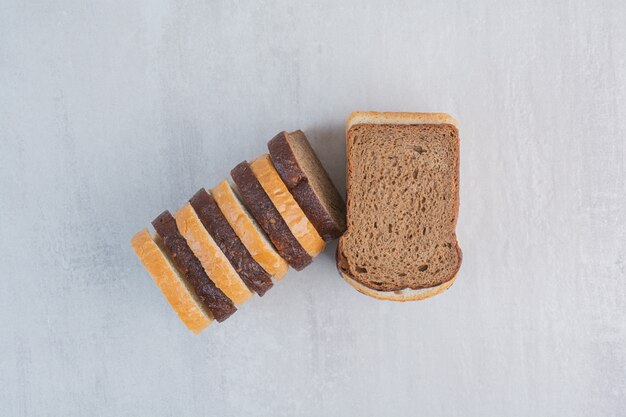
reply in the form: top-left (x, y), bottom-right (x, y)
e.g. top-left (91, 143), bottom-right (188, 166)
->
top-left (268, 130), bottom-right (346, 240)
top-left (152, 211), bottom-right (236, 321)
top-left (337, 112), bottom-right (462, 299)
top-left (231, 161), bottom-right (312, 270)
top-left (189, 189), bottom-right (273, 297)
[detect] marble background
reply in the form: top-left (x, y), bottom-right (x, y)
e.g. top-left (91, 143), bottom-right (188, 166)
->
top-left (1, 1), bottom-right (624, 416)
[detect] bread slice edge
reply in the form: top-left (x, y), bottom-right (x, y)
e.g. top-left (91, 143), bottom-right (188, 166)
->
top-left (346, 111), bottom-right (458, 130)
top-left (336, 240), bottom-right (462, 301)
top-left (131, 228), bottom-right (213, 332)
top-left (339, 268), bottom-right (457, 301)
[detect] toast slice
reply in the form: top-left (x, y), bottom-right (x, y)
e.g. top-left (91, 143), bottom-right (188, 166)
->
top-left (152, 211), bottom-right (237, 321)
top-left (212, 180), bottom-right (289, 280)
top-left (189, 189), bottom-right (274, 296)
top-left (249, 154), bottom-right (325, 257)
top-left (231, 161), bottom-right (312, 270)
top-left (337, 112), bottom-right (462, 301)
top-left (131, 229), bottom-right (213, 333)
top-left (175, 203), bottom-right (253, 304)
top-left (268, 131), bottom-right (346, 240)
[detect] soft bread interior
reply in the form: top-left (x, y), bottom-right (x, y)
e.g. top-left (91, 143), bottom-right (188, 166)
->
top-left (346, 111), bottom-right (458, 130)
top-left (175, 203), bottom-right (253, 304)
top-left (131, 229), bottom-right (212, 332)
top-left (212, 180), bottom-right (289, 280)
top-left (249, 154), bottom-right (325, 257)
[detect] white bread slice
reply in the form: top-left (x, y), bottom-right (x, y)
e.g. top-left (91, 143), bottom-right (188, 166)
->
top-left (212, 180), bottom-right (289, 280)
top-left (339, 111), bottom-right (461, 302)
top-left (131, 229), bottom-right (212, 332)
top-left (249, 154), bottom-right (325, 257)
top-left (174, 203), bottom-right (253, 305)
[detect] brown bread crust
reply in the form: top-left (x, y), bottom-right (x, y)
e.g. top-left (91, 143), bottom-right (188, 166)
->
top-left (268, 131), bottom-right (346, 240)
top-left (231, 161), bottom-right (312, 270)
top-left (189, 189), bottom-right (273, 296)
top-left (152, 211), bottom-right (236, 322)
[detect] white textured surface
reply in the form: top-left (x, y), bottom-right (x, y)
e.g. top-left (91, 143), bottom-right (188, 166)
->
top-left (1, 1), bottom-right (625, 416)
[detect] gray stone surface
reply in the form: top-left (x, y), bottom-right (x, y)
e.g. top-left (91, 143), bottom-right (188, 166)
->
top-left (1, 1), bottom-right (624, 416)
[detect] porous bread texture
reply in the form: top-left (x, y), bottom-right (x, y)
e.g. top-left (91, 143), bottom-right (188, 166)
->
top-left (338, 112), bottom-right (461, 295)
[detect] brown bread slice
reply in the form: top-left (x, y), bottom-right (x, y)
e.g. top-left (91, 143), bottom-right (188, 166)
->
top-left (231, 161), bottom-right (312, 270)
top-left (268, 130), bottom-right (346, 240)
top-left (337, 112), bottom-right (462, 301)
top-left (152, 210), bottom-right (237, 321)
top-left (189, 189), bottom-right (274, 297)
top-left (249, 154), bottom-right (325, 257)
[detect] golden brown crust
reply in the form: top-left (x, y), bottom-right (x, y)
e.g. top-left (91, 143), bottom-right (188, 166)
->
top-left (346, 111), bottom-right (458, 130)
top-left (212, 180), bottom-right (289, 280)
top-left (152, 211), bottom-right (237, 322)
top-left (231, 161), bottom-right (312, 270)
top-left (131, 229), bottom-right (212, 332)
top-left (174, 203), bottom-right (253, 305)
top-left (249, 155), bottom-right (325, 258)
top-left (189, 189), bottom-right (274, 297)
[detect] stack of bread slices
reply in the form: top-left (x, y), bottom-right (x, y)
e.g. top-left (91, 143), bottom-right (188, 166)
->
top-left (131, 131), bottom-right (346, 333)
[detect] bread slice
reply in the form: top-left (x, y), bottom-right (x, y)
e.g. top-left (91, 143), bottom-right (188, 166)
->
top-left (189, 189), bottom-right (274, 297)
top-left (231, 161), bottom-right (312, 270)
top-left (131, 229), bottom-right (213, 333)
top-left (152, 211), bottom-right (237, 321)
top-left (175, 203), bottom-right (252, 304)
top-left (337, 111), bottom-right (462, 301)
top-left (249, 154), bottom-right (325, 257)
top-left (212, 180), bottom-right (289, 280)
top-left (268, 131), bottom-right (346, 240)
